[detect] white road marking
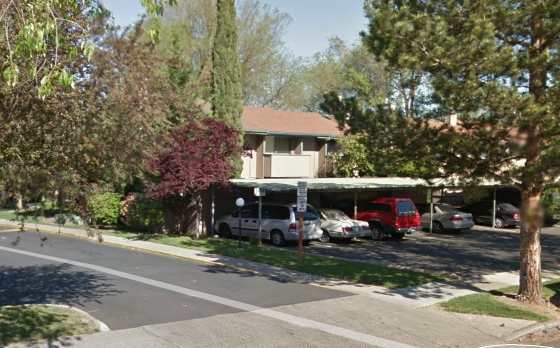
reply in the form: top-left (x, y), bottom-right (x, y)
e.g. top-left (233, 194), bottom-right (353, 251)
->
top-left (0, 245), bottom-right (417, 348)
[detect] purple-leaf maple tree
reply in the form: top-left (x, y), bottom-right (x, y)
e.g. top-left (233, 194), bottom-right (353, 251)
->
top-left (148, 118), bottom-right (241, 236)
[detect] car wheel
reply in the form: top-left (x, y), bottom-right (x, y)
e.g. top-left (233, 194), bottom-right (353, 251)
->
top-left (494, 217), bottom-right (506, 229)
top-left (370, 224), bottom-right (384, 241)
top-left (270, 230), bottom-right (286, 247)
top-left (432, 221), bottom-right (444, 234)
top-left (318, 229), bottom-right (331, 243)
top-left (392, 233), bottom-right (405, 240)
top-left (219, 224), bottom-right (232, 238)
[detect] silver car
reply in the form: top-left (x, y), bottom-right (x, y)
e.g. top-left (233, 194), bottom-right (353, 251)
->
top-left (316, 208), bottom-right (372, 243)
top-left (417, 203), bottom-right (474, 233)
top-left (215, 202), bottom-right (323, 246)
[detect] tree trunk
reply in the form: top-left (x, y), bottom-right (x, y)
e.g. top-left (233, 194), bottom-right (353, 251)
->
top-left (518, 188), bottom-right (544, 304)
top-left (16, 193), bottom-right (23, 211)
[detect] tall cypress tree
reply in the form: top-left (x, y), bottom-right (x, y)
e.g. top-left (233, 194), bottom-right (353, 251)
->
top-left (211, 0), bottom-right (244, 175)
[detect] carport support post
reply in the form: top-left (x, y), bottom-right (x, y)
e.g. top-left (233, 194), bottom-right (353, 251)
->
top-left (429, 203), bottom-right (434, 233)
top-left (354, 190), bottom-right (358, 220)
top-left (258, 193), bottom-right (262, 240)
top-left (211, 186), bottom-right (215, 235)
top-left (492, 188), bottom-right (497, 229)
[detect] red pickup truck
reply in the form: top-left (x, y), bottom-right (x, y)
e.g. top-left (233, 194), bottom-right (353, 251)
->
top-left (333, 197), bottom-right (421, 240)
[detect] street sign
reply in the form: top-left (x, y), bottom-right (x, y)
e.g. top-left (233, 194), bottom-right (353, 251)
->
top-left (254, 188), bottom-right (266, 197)
top-left (297, 197), bottom-right (307, 212)
top-left (297, 181), bottom-right (307, 197)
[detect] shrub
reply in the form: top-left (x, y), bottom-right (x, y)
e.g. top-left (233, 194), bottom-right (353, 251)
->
top-left (88, 192), bottom-right (123, 226)
top-left (121, 195), bottom-right (164, 232)
top-left (249, 236), bottom-right (262, 247)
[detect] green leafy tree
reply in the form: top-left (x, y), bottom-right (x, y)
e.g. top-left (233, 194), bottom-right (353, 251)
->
top-left (300, 38), bottom-right (389, 112)
top-left (320, 91), bottom-right (439, 177)
top-left (211, 0), bottom-right (244, 175)
top-left (363, 0), bottom-right (560, 303)
top-left (153, 0), bottom-right (299, 109)
top-left (0, 0), bottom-right (175, 96)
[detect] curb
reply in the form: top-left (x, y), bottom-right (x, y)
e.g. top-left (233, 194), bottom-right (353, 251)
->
top-left (47, 304), bottom-right (111, 332)
top-left (505, 319), bottom-right (560, 343)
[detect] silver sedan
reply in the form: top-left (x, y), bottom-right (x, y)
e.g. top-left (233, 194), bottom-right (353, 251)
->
top-left (316, 208), bottom-right (372, 242)
top-left (417, 203), bottom-right (474, 233)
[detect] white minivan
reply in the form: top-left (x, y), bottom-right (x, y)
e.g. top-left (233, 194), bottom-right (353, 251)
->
top-left (215, 202), bottom-right (322, 246)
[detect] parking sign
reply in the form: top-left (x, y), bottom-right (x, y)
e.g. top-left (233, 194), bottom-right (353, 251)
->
top-left (297, 181), bottom-right (307, 197)
top-left (297, 197), bottom-right (307, 212)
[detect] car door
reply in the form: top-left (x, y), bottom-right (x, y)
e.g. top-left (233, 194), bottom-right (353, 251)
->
top-left (473, 201), bottom-right (492, 224)
top-left (239, 204), bottom-right (259, 237)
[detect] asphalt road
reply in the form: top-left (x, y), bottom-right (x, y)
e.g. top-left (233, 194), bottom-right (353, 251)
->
top-left (286, 225), bottom-right (560, 280)
top-left (0, 227), bottom-right (351, 331)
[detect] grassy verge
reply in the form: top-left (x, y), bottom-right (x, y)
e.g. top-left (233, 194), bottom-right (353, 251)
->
top-left (0, 305), bottom-right (99, 345)
top-left (439, 293), bottom-right (551, 322)
top-left (439, 278), bottom-right (560, 322)
top-left (498, 278), bottom-right (560, 300)
top-left (101, 233), bottom-right (445, 289)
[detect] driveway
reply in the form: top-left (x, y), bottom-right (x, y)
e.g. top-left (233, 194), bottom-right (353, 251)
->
top-left (288, 225), bottom-right (560, 280)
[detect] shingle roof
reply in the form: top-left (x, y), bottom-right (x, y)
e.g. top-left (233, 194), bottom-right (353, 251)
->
top-left (242, 106), bottom-right (340, 138)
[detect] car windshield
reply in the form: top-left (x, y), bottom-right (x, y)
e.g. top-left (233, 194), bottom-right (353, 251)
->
top-left (499, 203), bottom-right (518, 210)
top-left (292, 205), bottom-right (319, 221)
top-left (320, 210), bottom-right (350, 221)
top-left (438, 204), bottom-right (460, 213)
top-left (396, 200), bottom-right (417, 214)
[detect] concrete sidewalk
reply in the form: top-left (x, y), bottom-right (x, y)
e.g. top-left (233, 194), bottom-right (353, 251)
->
top-left (1, 219), bottom-right (558, 348)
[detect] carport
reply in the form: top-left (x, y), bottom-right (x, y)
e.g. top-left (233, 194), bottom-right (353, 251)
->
top-left (207, 177), bottom-right (514, 234)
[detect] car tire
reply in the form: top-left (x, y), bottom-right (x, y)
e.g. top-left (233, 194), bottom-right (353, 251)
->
top-left (494, 217), bottom-right (506, 229)
top-left (319, 229), bottom-right (331, 243)
top-left (219, 224), bottom-right (232, 238)
top-left (432, 221), bottom-right (444, 234)
top-left (370, 224), bottom-right (384, 241)
top-left (270, 230), bottom-right (286, 247)
top-left (392, 233), bottom-right (405, 240)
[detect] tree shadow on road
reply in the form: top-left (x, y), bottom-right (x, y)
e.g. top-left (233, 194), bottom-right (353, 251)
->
top-left (0, 263), bottom-right (124, 307)
top-left (0, 263), bottom-right (124, 347)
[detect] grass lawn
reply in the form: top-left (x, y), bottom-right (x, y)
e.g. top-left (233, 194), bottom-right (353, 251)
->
top-left (498, 278), bottom-right (560, 300)
top-left (439, 278), bottom-right (560, 322)
top-left (102, 232), bottom-right (445, 289)
top-left (0, 208), bottom-right (50, 225)
top-left (0, 305), bottom-right (99, 345)
top-left (439, 293), bottom-right (551, 322)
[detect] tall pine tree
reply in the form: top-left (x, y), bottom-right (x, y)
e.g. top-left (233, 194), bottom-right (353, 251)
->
top-left (362, 0), bottom-right (560, 303)
top-left (211, 0), bottom-right (244, 176)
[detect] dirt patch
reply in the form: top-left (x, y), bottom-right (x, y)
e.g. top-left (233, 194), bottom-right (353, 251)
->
top-left (491, 291), bottom-right (560, 320)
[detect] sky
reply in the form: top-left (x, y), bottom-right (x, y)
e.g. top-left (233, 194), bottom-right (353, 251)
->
top-left (101, 0), bottom-right (369, 58)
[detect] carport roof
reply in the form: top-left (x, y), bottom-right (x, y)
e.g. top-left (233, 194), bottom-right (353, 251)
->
top-left (231, 177), bottom-right (512, 192)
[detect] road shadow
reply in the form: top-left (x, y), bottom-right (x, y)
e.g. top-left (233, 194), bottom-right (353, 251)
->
top-left (0, 263), bottom-right (123, 347)
top-left (0, 263), bottom-right (124, 307)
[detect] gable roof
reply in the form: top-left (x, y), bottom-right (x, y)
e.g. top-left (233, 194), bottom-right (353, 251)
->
top-left (242, 106), bottom-right (340, 138)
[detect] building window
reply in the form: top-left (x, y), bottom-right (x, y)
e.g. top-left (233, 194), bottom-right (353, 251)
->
top-left (326, 140), bottom-right (339, 156)
top-left (265, 136), bottom-right (291, 154)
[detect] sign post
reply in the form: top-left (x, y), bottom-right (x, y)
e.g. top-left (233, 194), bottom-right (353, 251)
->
top-left (297, 181), bottom-right (307, 263)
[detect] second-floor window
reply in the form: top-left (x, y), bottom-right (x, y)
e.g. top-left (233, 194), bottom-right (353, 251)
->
top-left (265, 136), bottom-right (291, 154)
